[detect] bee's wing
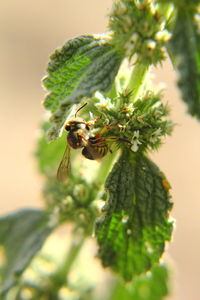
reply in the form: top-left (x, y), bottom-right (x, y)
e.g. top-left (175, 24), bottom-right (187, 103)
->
top-left (59, 105), bottom-right (78, 136)
top-left (57, 145), bottom-right (71, 183)
top-left (65, 105), bottom-right (78, 122)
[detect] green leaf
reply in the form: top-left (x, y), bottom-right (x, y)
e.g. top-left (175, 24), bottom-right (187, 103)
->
top-left (43, 35), bottom-right (122, 141)
top-left (110, 263), bottom-right (170, 300)
top-left (0, 209), bottom-right (54, 295)
top-left (95, 151), bottom-right (173, 281)
top-left (169, 8), bottom-right (200, 119)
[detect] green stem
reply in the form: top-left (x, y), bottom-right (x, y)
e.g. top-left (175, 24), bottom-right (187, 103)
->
top-left (94, 150), bottom-right (119, 186)
top-left (50, 233), bottom-right (85, 289)
top-left (126, 63), bottom-right (149, 101)
top-left (60, 237), bottom-right (85, 280)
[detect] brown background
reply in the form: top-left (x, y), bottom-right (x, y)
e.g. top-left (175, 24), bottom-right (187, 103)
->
top-left (1, 1), bottom-right (200, 299)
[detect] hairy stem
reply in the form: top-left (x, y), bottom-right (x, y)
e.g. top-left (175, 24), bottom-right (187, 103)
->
top-left (94, 150), bottom-right (119, 187)
top-left (126, 63), bottom-right (149, 101)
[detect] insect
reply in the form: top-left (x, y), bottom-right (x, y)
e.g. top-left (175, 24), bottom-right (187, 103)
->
top-left (57, 124), bottom-right (112, 182)
top-left (57, 103), bottom-right (91, 182)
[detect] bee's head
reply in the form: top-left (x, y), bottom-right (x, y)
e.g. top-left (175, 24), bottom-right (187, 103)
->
top-left (65, 124), bottom-right (71, 131)
top-left (64, 121), bottom-right (88, 132)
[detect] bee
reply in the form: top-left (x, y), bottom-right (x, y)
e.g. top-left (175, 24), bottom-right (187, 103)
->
top-left (57, 124), bottom-right (110, 182)
top-left (57, 103), bottom-right (90, 182)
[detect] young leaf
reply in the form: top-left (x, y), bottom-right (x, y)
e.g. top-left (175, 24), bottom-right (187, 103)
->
top-left (169, 8), bottom-right (200, 119)
top-left (95, 151), bottom-right (173, 281)
top-left (0, 209), bottom-right (54, 295)
top-left (43, 35), bottom-right (122, 140)
top-left (110, 263), bottom-right (170, 300)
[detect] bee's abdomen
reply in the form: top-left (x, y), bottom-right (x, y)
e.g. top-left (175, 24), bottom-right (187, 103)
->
top-left (82, 147), bottom-right (94, 160)
top-left (82, 144), bottom-right (108, 160)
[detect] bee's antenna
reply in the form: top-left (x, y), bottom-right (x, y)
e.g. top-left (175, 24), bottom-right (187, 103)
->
top-left (75, 103), bottom-right (88, 118)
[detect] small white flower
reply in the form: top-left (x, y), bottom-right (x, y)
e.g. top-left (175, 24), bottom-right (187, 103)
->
top-left (155, 30), bottom-right (172, 42)
top-left (131, 130), bottom-right (142, 152)
top-left (149, 128), bottom-right (162, 143)
top-left (95, 91), bottom-right (114, 109)
top-left (121, 103), bottom-right (134, 113)
top-left (146, 39), bottom-right (156, 50)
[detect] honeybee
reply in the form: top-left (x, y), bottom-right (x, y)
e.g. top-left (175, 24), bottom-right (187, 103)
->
top-left (57, 105), bottom-right (130, 182)
top-left (57, 103), bottom-right (90, 182)
top-left (57, 124), bottom-right (111, 182)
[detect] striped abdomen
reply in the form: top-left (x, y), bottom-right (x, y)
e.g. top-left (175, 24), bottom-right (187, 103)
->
top-left (82, 137), bottom-right (108, 160)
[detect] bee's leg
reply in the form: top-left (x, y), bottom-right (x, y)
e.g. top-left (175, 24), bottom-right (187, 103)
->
top-left (81, 135), bottom-right (89, 146)
top-left (94, 122), bottom-right (120, 137)
top-left (103, 137), bottom-right (131, 144)
top-left (87, 114), bottom-right (102, 127)
top-left (117, 138), bottom-right (131, 144)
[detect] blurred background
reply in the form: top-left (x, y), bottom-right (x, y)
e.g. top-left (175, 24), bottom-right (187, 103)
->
top-left (0, 1), bottom-right (200, 299)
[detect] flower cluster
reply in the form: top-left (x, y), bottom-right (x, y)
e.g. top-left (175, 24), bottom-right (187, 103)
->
top-left (109, 0), bottom-right (172, 65)
top-left (91, 89), bottom-right (173, 153)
